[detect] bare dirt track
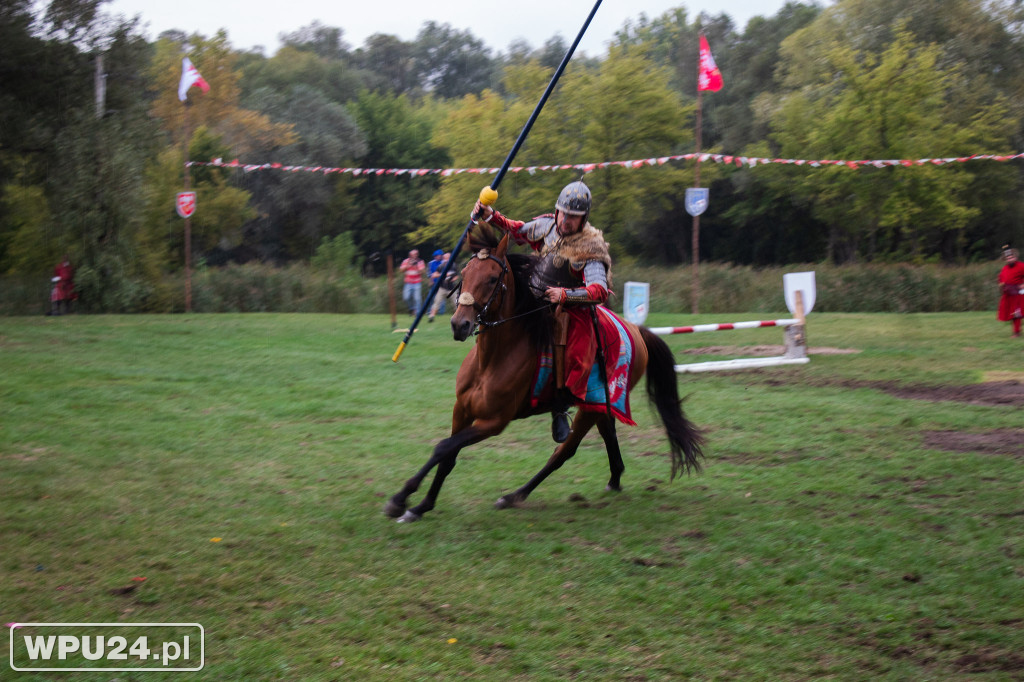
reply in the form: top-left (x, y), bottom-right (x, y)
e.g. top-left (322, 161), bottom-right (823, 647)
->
top-left (872, 379), bottom-right (1024, 408)
top-left (679, 344), bottom-right (858, 358)
top-left (754, 371), bottom-right (1024, 408)
top-left (751, 370), bottom-right (1024, 455)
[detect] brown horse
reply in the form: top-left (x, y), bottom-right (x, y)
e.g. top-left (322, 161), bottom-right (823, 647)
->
top-left (384, 229), bottom-right (704, 523)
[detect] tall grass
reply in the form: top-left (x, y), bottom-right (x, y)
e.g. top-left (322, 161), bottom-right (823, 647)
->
top-left (1, 260), bottom-right (1002, 316)
top-left (610, 261), bottom-right (998, 314)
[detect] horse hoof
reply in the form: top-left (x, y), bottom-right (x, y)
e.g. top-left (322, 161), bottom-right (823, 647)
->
top-left (605, 484), bottom-right (622, 493)
top-left (494, 495), bottom-right (518, 510)
top-left (397, 510), bottom-right (422, 523)
top-left (383, 500), bottom-right (407, 518)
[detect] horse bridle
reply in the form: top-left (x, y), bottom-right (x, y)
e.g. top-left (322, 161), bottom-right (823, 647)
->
top-left (457, 249), bottom-right (559, 333)
top-left (456, 250), bottom-right (510, 330)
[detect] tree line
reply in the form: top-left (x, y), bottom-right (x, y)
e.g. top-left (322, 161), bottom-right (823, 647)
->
top-left (1, 0), bottom-right (1023, 310)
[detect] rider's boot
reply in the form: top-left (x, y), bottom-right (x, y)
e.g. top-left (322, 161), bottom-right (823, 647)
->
top-left (551, 389), bottom-right (572, 444)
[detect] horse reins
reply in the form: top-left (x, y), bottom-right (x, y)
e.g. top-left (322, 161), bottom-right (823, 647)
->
top-left (457, 252), bottom-right (552, 333)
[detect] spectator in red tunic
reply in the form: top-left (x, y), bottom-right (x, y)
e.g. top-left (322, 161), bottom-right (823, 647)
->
top-left (399, 249), bottom-right (426, 316)
top-left (50, 255), bottom-right (77, 315)
top-left (997, 245), bottom-right (1024, 338)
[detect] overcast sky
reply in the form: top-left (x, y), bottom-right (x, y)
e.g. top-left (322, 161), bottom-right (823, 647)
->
top-left (103, 0), bottom-right (805, 56)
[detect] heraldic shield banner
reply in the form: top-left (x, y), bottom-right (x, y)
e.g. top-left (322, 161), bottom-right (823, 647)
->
top-left (175, 191), bottom-right (197, 219)
top-left (685, 187), bottom-right (708, 217)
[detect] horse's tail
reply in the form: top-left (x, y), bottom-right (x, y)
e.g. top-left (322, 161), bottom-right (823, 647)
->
top-left (639, 326), bottom-right (705, 480)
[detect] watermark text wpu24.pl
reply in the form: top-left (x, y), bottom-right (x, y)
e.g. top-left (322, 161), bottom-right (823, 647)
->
top-left (9, 623), bottom-right (204, 672)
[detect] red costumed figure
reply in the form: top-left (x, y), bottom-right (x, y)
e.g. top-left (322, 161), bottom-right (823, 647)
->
top-left (51, 255), bottom-right (77, 315)
top-left (997, 245), bottom-right (1024, 338)
top-left (474, 181), bottom-right (612, 444)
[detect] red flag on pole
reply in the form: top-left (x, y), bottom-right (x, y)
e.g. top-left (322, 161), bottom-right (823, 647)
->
top-left (698, 35), bottom-right (723, 92)
top-left (178, 57), bottom-right (210, 101)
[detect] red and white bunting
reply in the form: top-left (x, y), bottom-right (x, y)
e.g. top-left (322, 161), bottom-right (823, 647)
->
top-left (186, 152), bottom-right (1024, 176)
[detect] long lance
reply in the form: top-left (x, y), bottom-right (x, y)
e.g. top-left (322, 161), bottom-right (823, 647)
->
top-left (392, 0), bottom-right (603, 363)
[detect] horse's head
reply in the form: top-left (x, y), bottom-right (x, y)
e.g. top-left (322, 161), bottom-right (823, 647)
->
top-left (451, 233), bottom-right (512, 341)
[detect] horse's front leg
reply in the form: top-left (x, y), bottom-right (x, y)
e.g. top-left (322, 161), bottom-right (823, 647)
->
top-left (384, 448), bottom-right (448, 520)
top-left (496, 411), bottom-right (599, 509)
top-left (385, 404), bottom-right (474, 520)
top-left (386, 416), bottom-right (507, 523)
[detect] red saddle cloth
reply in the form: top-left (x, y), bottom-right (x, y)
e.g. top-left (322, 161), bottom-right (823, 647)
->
top-left (532, 305), bottom-right (635, 426)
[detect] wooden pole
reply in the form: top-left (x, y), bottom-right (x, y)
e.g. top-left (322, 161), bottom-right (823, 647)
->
top-left (183, 100), bottom-right (193, 313)
top-left (782, 290), bottom-right (807, 359)
top-left (94, 54), bottom-right (106, 119)
top-left (691, 85), bottom-right (703, 315)
top-left (386, 252), bottom-right (397, 329)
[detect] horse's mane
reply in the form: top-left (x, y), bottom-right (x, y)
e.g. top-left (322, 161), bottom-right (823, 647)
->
top-left (467, 223), bottom-right (552, 351)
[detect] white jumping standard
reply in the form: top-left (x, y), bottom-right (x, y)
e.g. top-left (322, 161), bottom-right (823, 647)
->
top-left (643, 272), bottom-right (816, 374)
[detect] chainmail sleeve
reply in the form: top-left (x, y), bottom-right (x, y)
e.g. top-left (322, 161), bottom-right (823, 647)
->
top-left (561, 261), bottom-right (609, 304)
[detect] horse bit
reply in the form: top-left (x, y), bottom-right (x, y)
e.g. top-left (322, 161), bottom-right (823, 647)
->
top-left (456, 250), bottom-right (550, 332)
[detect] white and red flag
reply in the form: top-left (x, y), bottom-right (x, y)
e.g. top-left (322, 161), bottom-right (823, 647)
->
top-left (697, 35), bottom-right (723, 92)
top-left (178, 57), bottom-right (210, 101)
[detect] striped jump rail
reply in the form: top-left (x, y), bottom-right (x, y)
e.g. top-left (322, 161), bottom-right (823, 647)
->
top-left (649, 318), bottom-right (809, 373)
top-left (648, 319), bottom-right (800, 336)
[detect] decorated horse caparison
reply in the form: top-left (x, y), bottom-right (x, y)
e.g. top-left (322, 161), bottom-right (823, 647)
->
top-left (385, 227), bottom-right (705, 523)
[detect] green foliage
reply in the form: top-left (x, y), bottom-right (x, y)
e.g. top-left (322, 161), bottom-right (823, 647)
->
top-left (3, 259), bottom-right (1004, 316)
top-left (347, 34), bottom-right (420, 96)
top-left (772, 23), bottom-right (1015, 262)
top-left (420, 49), bottom-right (693, 257)
top-left (186, 263), bottom-right (384, 313)
top-left (346, 91), bottom-right (450, 259)
top-left (310, 232), bottom-right (364, 288)
top-left (1, 183), bottom-right (55, 274)
top-left (579, 46), bottom-right (695, 261)
top-left (279, 21), bottom-right (351, 61)
top-left (615, 260), bottom-right (1000, 314)
top-left (416, 88), bottom-right (522, 245)
top-left (413, 22), bottom-right (498, 98)
top-left (240, 45), bottom-right (364, 105)
top-left (73, 252), bottom-right (154, 313)
top-left (5, 0), bottom-right (1024, 291)
top-left (234, 86), bottom-right (362, 261)
top-left (44, 110), bottom-right (158, 313)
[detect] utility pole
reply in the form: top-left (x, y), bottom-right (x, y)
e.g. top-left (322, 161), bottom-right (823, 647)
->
top-left (94, 54), bottom-right (106, 119)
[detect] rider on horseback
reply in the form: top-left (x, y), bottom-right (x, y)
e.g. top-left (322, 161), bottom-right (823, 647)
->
top-left (473, 180), bottom-right (611, 443)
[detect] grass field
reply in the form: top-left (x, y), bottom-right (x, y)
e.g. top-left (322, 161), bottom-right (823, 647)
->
top-left (1, 311), bottom-right (1022, 680)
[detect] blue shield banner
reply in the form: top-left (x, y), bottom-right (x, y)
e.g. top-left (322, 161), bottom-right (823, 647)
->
top-left (623, 281), bottom-right (650, 325)
top-left (685, 187), bottom-right (709, 217)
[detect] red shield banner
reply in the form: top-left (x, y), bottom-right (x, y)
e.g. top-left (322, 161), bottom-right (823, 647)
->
top-left (175, 191), bottom-right (197, 218)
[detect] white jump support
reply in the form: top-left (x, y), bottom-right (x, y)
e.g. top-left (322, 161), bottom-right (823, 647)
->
top-left (673, 355), bottom-right (809, 373)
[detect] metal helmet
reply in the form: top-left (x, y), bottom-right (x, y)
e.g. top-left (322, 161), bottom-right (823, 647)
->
top-left (555, 181), bottom-right (592, 216)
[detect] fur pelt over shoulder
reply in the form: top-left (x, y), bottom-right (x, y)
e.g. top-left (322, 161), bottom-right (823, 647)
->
top-left (545, 222), bottom-right (612, 279)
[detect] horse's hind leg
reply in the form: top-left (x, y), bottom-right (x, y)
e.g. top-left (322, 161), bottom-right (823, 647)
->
top-left (495, 411), bottom-right (598, 509)
top-left (596, 416), bottom-right (625, 492)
